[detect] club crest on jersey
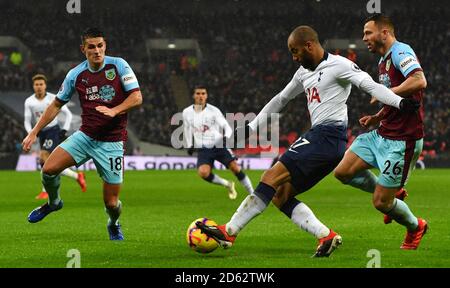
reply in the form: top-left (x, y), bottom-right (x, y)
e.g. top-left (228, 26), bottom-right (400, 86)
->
top-left (99, 85), bottom-right (116, 102)
top-left (351, 63), bottom-right (361, 72)
top-left (105, 68), bottom-right (116, 81)
top-left (386, 59), bottom-right (391, 71)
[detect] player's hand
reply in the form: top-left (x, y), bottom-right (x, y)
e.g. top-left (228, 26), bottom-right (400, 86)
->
top-left (22, 133), bottom-right (37, 153)
top-left (359, 115), bottom-right (380, 129)
top-left (187, 147), bottom-right (195, 156)
top-left (59, 129), bottom-right (68, 141)
top-left (399, 98), bottom-right (420, 113)
top-left (95, 106), bottom-right (118, 117)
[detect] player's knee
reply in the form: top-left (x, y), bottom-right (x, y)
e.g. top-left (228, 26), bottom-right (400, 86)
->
top-left (372, 197), bottom-right (392, 213)
top-left (333, 168), bottom-right (353, 184)
top-left (104, 201), bottom-right (118, 210)
top-left (41, 163), bottom-right (59, 176)
top-left (198, 168), bottom-right (210, 179)
top-left (228, 162), bottom-right (240, 174)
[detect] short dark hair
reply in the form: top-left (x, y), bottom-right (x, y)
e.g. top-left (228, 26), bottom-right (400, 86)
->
top-left (81, 27), bottom-right (105, 44)
top-left (290, 25), bottom-right (320, 45)
top-left (193, 85), bottom-right (207, 93)
top-left (365, 14), bottom-right (395, 34)
top-left (32, 74), bottom-right (47, 83)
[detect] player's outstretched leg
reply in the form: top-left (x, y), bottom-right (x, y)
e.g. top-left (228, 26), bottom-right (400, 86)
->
top-left (28, 173), bottom-right (63, 223)
top-left (374, 185), bottom-right (427, 249)
top-left (104, 181), bottom-right (124, 241)
top-left (106, 205), bottom-right (123, 240)
top-left (197, 181), bottom-right (277, 248)
top-left (344, 169), bottom-right (377, 193)
top-left (197, 162), bottom-right (290, 249)
top-left (105, 200), bottom-right (123, 240)
top-left (276, 193), bottom-right (342, 257)
top-left (28, 147), bottom-right (77, 222)
top-left (384, 188), bottom-right (408, 224)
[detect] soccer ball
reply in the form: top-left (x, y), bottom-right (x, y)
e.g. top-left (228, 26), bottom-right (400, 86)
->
top-left (186, 218), bottom-right (219, 253)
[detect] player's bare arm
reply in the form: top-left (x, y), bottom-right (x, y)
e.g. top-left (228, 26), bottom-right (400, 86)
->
top-left (22, 99), bottom-right (63, 152)
top-left (371, 71), bottom-right (426, 104)
top-left (391, 71), bottom-right (427, 96)
top-left (359, 107), bottom-right (386, 128)
top-left (95, 90), bottom-right (143, 117)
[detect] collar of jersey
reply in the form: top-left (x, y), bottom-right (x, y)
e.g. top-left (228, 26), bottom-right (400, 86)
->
top-left (87, 61), bottom-right (106, 73)
top-left (192, 103), bottom-right (207, 112)
top-left (381, 40), bottom-right (399, 61)
top-left (34, 92), bottom-right (47, 100)
top-left (310, 51), bottom-right (328, 71)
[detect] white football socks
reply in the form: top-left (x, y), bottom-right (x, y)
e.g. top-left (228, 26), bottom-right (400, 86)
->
top-left (61, 168), bottom-right (78, 180)
top-left (240, 175), bottom-right (254, 195)
top-left (226, 194), bottom-right (268, 236)
top-left (212, 174), bottom-right (230, 187)
top-left (291, 202), bottom-right (330, 239)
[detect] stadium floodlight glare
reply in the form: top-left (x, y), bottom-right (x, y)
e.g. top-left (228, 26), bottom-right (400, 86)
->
top-left (349, 43), bottom-right (356, 49)
top-left (168, 43), bottom-right (176, 49)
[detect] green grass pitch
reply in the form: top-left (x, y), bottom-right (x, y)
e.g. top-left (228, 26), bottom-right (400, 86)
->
top-left (0, 169), bottom-right (449, 268)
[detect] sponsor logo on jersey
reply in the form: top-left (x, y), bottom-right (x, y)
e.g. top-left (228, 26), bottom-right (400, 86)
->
top-left (399, 56), bottom-right (418, 73)
top-left (122, 73), bottom-right (137, 85)
top-left (105, 68), bottom-right (116, 81)
top-left (99, 85), bottom-right (116, 102)
top-left (86, 86), bottom-right (100, 101)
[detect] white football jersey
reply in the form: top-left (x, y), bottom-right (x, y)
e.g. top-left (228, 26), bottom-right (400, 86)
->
top-left (24, 92), bottom-right (72, 133)
top-left (249, 53), bottom-right (374, 130)
top-left (182, 103), bottom-right (232, 148)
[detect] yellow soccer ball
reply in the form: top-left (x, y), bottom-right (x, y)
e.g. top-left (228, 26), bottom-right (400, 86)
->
top-left (186, 218), bottom-right (219, 253)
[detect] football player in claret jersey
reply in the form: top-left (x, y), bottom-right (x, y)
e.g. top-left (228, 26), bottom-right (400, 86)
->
top-left (22, 28), bottom-right (142, 240)
top-left (182, 86), bottom-right (254, 200)
top-left (24, 74), bottom-right (87, 200)
top-left (334, 14), bottom-right (428, 250)
top-left (196, 25), bottom-right (419, 257)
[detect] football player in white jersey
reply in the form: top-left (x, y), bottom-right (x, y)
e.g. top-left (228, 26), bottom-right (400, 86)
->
top-left (24, 74), bottom-right (87, 199)
top-left (196, 26), bottom-right (419, 257)
top-left (182, 86), bottom-right (254, 199)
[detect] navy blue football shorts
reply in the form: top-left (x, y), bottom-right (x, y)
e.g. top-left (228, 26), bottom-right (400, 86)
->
top-left (279, 125), bottom-right (347, 193)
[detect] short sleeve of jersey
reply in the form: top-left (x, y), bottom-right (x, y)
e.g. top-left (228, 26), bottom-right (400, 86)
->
top-left (115, 57), bottom-right (140, 92)
top-left (391, 44), bottom-right (422, 77)
top-left (334, 57), bottom-right (371, 88)
top-left (56, 69), bottom-right (77, 103)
